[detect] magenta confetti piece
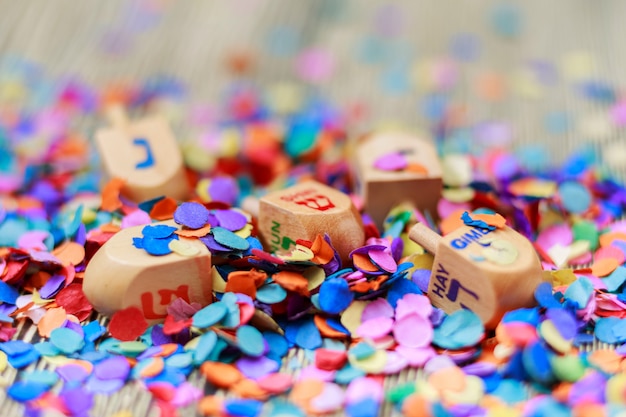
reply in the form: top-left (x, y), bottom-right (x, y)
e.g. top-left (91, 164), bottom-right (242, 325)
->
top-left (395, 345), bottom-right (436, 367)
top-left (368, 249), bottom-right (397, 273)
top-left (298, 365), bottom-right (336, 382)
top-left (345, 377), bottom-right (384, 403)
top-left (395, 293), bottom-right (432, 320)
top-left (356, 317), bottom-right (393, 340)
top-left (360, 298), bottom-right (394, 321)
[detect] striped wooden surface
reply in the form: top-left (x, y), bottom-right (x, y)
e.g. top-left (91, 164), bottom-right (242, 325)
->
top-left (0, 1), bottom-right (625, 416)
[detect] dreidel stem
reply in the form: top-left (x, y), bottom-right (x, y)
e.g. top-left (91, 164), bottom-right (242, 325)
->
top-left (106, 104), bottom-right (130, 128)
top-left (408, 222), bottom-right (442, 255)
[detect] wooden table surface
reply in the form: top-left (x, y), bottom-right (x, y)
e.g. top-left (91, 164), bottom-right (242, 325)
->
top-left (0, 1), bottom-right (625, 416)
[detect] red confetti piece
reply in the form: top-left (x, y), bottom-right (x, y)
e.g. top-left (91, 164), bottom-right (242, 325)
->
top-left (162, 315), bottom-right (192, 336)
top-left (55, 284), bottom-right (93, 317)
top-left (109, 306), bottom-right (148, 342)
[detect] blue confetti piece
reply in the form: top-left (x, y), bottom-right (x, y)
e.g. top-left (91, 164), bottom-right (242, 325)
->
top-left (319, 277), bottom-right (353, 314)
top-left (564, 276), bottom-right (593, 309)
top-left (237, 325), bottom-right (266, 357)
top-left (603, 266), bottom-right (626, 292)
top-left (522, 341), bottom-right (554, 385)
top-left (193, 301), bottom-right (227, 328)
top-left (294, 318), bottom-right (322, 350)
top-left (263, 332), bottom-right (289, 358)
top-left (502, 308), bottom-right (541, 326)
top-left (220, 293), bottom-right (241, 329)
top-left (461, 211), bottom-right (495, 231)
top-left (0, 340), bottom-right (33, 356)
top-left (534, 282), bottom-right (562, 309)
top-left (490, 2), bottom-right (522, 38)
top-left (595, 317), bottom-right (626, 344)
top-left (335, 363), bottom-right (366, 384)
top-left (256, 283), bottom-right (287, 304)
top-left (165, 352), bottom-right (193, 369)
top-left (0, 280), bottom-right (19, 304)
top-left (212, 226), bottom-right (250, 251)
top-left (433, 309), bottom-right (484, 349)
top-left (142, 235), bottom-right (177, 256)
top-left (22, 370), bottom-right (58, 387)
top-left (83, 321), bottom-right (106, 343)
top-left (50, 327), bottom-right (85, 355)
top-left (33, 341), bottom-right (60, 357)
top-left (193, 330), bottom-right (217, 365)
top-left (225, 398), bottom-right (263, 417)
top-left (346, 397), bottom-right (379, 417)
top-left (267, 400), bottom-right (305, 417)
top-left (325, 317), bottom-right (350, 336)
top-left (387, 276), bottom-right (421, 308)
top-left (8, 381), bottom-right (49, 402)
top-left (558, 181), bottom-right (591, 214)
top-left (349, 342), bottom-right (376, 360)
top-left (8, 348), bottom-right (41, 369)
top-left (141, 224), bottom-right (177, 239)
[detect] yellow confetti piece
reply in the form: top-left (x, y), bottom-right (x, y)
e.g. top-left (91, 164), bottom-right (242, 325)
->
top-left (482, 239), bottom-right (519, 265)
top-left (32, 289), bottom-right (54, 306)
top-left (441, 375), bottom-right (485, 405)
top-left (233, 223), bottom-right (253, 239)
top-left (442, 154), bottom-right (472, 187)
top-left (267, 82), bottom-right (305, 114)
top-left (550, 269), bottom-right (577, 286)
top-left (42, 355), bottom-right (74, 367)
top-left (560, 51), bottom-right (594, 82)
top-left (539, 319), bottom-right (571, 354)
top-left (508, 178), bottom-right (557, 199)
top-left (348, 349), bottom-right (387, 374)
top-left (220, 127), bottom-right (241, 158)
top-left (606, 373), bottom-right (626, 405)
top-left (196, 178), bottom-right (212, 203)
top-left (169, 239), bottom-right (200, 257)
top-left (0, 351), bottom-right (7, 373)
top-left (184, 336), bottom-right (200, 351)
top-left (111, 411), bottom-right (134, 417)
top-left (212, 267), bottom-right (227, 293)
top-left (485, 404), bottom-right (522, 417)
top-left (182, 142), bottom-right (215, 172)
top-left (511, 68), bottom-right (542, 100)
top-left (278, 245), bottom-right (314, 262)
top-left (340, 300), bottom-right (368, 336)
top-left (401, 233), bottom-right (424, 257)
top-left (414, 379), bottom-right (440, 401)
top-left (82, 208), bottom-right (98, 224)
top-left (442, 187), bottom-right (475, 203)
top-left (303, 266), bottom-right (325, 291)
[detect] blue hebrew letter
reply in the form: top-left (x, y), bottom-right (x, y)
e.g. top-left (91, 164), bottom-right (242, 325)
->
top-left (133, 138), bottom-right (155, 169)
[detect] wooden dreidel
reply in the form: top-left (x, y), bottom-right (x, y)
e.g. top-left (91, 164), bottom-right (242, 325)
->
top-left (408, 220), bottom-right (543, 329)
top-left (258, 180), bottom-right (364, 264)
top-left (83, 220), bottom-right (212, 322)
top-left (95, 105), bottom-right (190, 202)
top-left (353, 130), bottom-right (443, 229)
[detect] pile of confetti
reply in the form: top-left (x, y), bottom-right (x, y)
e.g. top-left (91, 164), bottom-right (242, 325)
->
top-left (3, 5), bottom-right (626, 417)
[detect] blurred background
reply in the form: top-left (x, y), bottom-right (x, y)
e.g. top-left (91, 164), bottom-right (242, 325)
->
top-left (1, 0), bottom-right (625, 180)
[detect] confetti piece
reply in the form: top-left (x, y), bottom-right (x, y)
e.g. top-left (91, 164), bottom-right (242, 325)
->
top-left (109, 306), bottom-right (149, 342)
top-left (174, 202), bottom-right (210, 229)
top-left (50, 327), bottom-right (84, 354)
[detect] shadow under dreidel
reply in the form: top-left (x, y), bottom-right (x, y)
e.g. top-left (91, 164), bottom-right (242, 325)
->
top-left (83, 220), bottom-right (212, 323)
top-left (94, 104), bottom-right (191, 203)
top-left (352, 130), bottom-right (443, 231)
top-left (257, 179), bottom-right (365, 265)
top-left (409, 220), bottom-right (543, 329)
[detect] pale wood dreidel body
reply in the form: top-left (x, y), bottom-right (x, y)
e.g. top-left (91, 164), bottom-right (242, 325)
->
top-left (95, 105), bottom-right (190, 202)
top-left (409, 222), bottom-right (543, 329)
top-left (83, 221), bottom-right (212, 323)
top-left (258, 180), bottom-right (365, 264)
top-left (353, 130), bottom-right (443, 229)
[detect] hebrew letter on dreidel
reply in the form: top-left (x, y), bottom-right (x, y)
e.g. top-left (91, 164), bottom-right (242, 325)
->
top-left (132, 138), bottom-right (155, 169)
top-left (258, 180), bottom-right (365, 264)
top-left (95, 105), bottom-right (190, 202)
top-left (409, 220), bottom-right (543, 329)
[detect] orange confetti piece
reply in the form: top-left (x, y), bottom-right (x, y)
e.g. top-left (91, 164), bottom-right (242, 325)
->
top-left (428, 366), bottom-right (467, 391)
top-left (402, 394), bottom-right (432, 417)
top-left (599, 232), bottom-right (626, 248)
top-left (155, 343), bottom-right (180, 358)
top-left (588, 349), bottom-right (622, 374)
top-left (101, 178), bottom-right (125, 212)
top-left (405, 163), bottom-right (429, 175)
top-left (310, 234), bottom-right (335, 264)
top-left (200, 362), bottom-right (243, 388)
top-left (440, 209), bottom-right (466, 235)
top-left (225, 271), bottom-right (258, 298)
top-left (139, 357), bottom-right (165, 378)
top-left (231, 378), bottom-right (269, 400)
top-left (472, 212), bottom-right (507, 229)
top-left (175, 224), bottom-right (211, 238)
top-left (150, 197), bottom-right (178, 220)
top-left (52, 241), bottom-right (85, 267)
top-left (38, 307), bottom-right (67, 337)
top-left (351, 253), bottom-right (379, 272)
top-left (591, 257), bottom-right (620, 277)
top-left (99, 224), bottom-right (121, 234)
top-left (198, 395), bottom-right (224, 417)
top-left (289, 379), bottom-right (325, 410)
top-left (314, 315), bottom-right (349, 339)
top-left (272, 270), bottom-right (310, 296)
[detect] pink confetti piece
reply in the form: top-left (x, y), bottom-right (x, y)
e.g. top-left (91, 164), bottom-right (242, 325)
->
top-left (121, 209), bottom-right (152, 229)
top-left (536, 223), bottom-right (573, 252)
top-left (394, 345), bottom-right (436, 367)
top-left (356, 317), bottom-right (394, 340)
top-left (345, 377), bottom-right (384, 403)
top-left (310, 382), bottom-right (344, 414)
top-left (17, 231), bottom-right (50, 251)
top-left (382, 351), bottom-right (409, 374)
top-left (368, 249), bottom-right (397, 273)
top-left (298, 365), bottom-right (336, 382)
top-left (295, 48), bottom-right (335, 84)
top-left (373, 152), bottom-right (407, 171)
top-left (361, 298), bottom-right (394, 322)
top-left (395, 293), bottom-right (432, 320)
top-left (393, 313), bottom-right (433, 348)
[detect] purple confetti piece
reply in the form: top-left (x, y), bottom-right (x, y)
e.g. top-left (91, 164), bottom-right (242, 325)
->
top-left (39, 274), bottom-right (66, 299)
top-left (373, 152), bottom-right (407, 171)
top-left (236, 355), bottom-right (279, 380)
top-left (60, 387), bottom-right (94, 414)
top-left (199, 235), bottom-right (232, 252)
top-left (57, 364), bottom-right (90, 383)
top-left (93, 356), bottom-right (130, 381)
top-left (174, 202), bottom-right (209, 229)
top-left (213, 209), bottom-right (247, 231)
top-left (208, 177), bottom-right (238, 205)
top-left (85, 376), bottom-right (125, 394)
